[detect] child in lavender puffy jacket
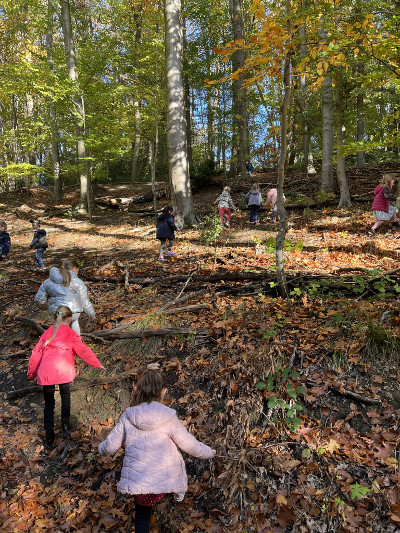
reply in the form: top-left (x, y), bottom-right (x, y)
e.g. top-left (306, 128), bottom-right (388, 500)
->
top-left (97, 369), bottom-right (215, 533)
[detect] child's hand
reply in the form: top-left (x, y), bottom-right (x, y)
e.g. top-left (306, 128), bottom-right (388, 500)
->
top-left (211, 449), bottom-right (216, 457)
top-left (99, 364), bottom-right (106, 371)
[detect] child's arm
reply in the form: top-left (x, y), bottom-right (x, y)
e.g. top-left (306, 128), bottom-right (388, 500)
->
top-left (34, 282), bottom-right (49, 310)
top-left (75, 280), bottom-right (95, 318)
top-left (1, 234), bottom-right (11, 256)
top-left (98, 415), bottom-right (127, 456)
top-left (72, 335), bottom-right (102, 368)
top-left (167, 215), bottom-right (178, 232)
top-left (27, 335), bottom-right (47, 380)
top-left (169, 415), bottom-right (214, 459)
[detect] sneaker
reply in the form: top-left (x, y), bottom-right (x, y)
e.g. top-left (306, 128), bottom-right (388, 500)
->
top-left (225, 222), bottom-right (230, 227)
top-left (166, 251), bottom-right (175, 255)
top-left (158, 257), bottom-right (165, 261)
top-left (368, 229), bottom-right (376, 236)
top-left (174, 493), bottom-right (185, 502)
top-left (40, 265), bottom-right (47, 270)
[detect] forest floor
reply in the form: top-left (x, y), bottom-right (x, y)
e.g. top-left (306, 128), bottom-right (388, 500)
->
top-left (0, 167), bottom-right (400, 533)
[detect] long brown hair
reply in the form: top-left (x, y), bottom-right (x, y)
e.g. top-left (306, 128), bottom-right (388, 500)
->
top-left (44, 305), bottom-right (72, 346)
top-left (131, 369), bottom-right (166, 406)
top-left (59, 258), bottom-right (79, 287)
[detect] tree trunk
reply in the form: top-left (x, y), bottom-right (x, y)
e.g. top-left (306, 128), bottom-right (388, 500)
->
top-left (47, 0), bottom-right (62, 201)
top-left (356, 63), bottom-right (366, 168)
top-left (275, 0), bottom-right (291, 299)
top-left (336, 76), bottom-right (352, 208)
top-left (164, 0), bottom-right (197, 226)
top-left (131, 5), bottom-right (143, 183)
top-left (319, 21), bottom-right (334, 193)
top-left (229, 0), bottom-right (247, 179)
top-left (59, 0), bottom-right (92, 216)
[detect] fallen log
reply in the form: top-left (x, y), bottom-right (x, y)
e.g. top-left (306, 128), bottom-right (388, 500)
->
top-left (0, 350), bottom-right (29, 360)
top-left (6, 367), bottom-right (145, 400)
top-left (15, 317), bottom-right (45, 335)
top-left (161, 304), bottom-right (210, 315)
top-left (95, 191), bottom-right (166, 209)
top-left (90, 327), bottom-right (208, 339)
top-left (307, 380), bottom-right (380, 405)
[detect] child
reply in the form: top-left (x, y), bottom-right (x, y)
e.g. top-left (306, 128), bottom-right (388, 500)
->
top-left (34, 258), bottom-right (96, 335)
top-left (29, 219), bottom-right (48, 270)
top-left (0, 220), bottom-right (11, 269)
top-left (264, 188), bottom-right (286, 223)
top-left (156, 205), bottom-right (178, 261)
top-left (97, 369), bottom-right (215, 533)
top-left (245, 183), bottom-right (262, 224)
top-left (246, 160), bottom-right (254, 178)
top-left (369, 174), bottom-right (400, 235)
top-left (27, 305), bottom-right (105, 448)
top-left (215, 186), bottom-right (236, 227)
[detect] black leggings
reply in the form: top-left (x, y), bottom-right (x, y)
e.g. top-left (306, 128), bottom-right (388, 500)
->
top-left (43, 383), bottom-right (71, 431)
top-left (135, 504), bottom-right (152, 533)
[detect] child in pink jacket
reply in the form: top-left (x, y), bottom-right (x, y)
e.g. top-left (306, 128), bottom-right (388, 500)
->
top-left (98, 369), bottom-right (215, 533)
top-left (265, 188), bottom-right (286, 222)
top-left (27, 305), bottom-right (105, 448)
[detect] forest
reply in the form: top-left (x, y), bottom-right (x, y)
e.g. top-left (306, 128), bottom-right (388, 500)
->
top-left (1, 0), bottom-right (400, 532)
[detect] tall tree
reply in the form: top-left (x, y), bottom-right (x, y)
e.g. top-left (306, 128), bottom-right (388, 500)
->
top-left (59, 0), bottom-right (92, 214)
top-left (164, 0), bottom-right (197, 225)
top-left (229, 0), bottom-right (247, 179)
top-left (46, 0), bottom-right (62, 201)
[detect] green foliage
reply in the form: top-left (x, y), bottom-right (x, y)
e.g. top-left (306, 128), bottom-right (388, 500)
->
top-left (199, 212), bottom-right (223, 246)
top-left (255, 366), bottom-right (306, 432)
top-left (350, 483), bottom-right (371, 500)
top-left (190, 158), bottom-right (217, 189)
top-left (258, 236), bottom-right (304, 254)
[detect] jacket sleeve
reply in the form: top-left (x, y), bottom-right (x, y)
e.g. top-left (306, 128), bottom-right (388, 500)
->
top-left (167, 215), bottom-right (178, 232)
top-left (98, 414), bottom-right (127, 456)
top-left (228, 195), bottom-right (236, 209)
top-left (76, 279), bottom-right (95, 318)
top-left (215, 194), bottom-right (221, 204)
top-left (383, 186), bottom-right (396, 201)
top-left (1, 234), bottom-right (11, 255)
top-left (169, 415), bottom-right (214, 459)
top-left (72, 334), bottom-right (102, 368)
top-left (27, 334), bottom-right (47, 381)
top-left (245, 192), bottom-right (250, 201)
top-left (34, 282), bottom-right (49, 310)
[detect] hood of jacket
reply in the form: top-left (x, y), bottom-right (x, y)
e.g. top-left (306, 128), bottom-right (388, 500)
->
top-left (124, 402), bottom-right (177, 431)
top-left (158, 213), bottom-right (168, 221)
top-left (49, 267), bottom-right (64, 285)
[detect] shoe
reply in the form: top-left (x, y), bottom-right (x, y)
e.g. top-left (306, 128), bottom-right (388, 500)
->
top-left (44, 429), bottom-right (55, 450)
top-left (158, 256), bottom-right (165, 261)
top-left (174, 493), bottom-right (185, 502)
top-left (40, 266), bottom-right (47, 270)
top-left (166, 251), bottom-right (175, 255)
top-left (225, 222), bottom-right (230, 227)
top-left (62, 418), bottom-right (70, 439)
top-left (368, 229), bottom-right (376, 236)
top-left (254, 221), bottom-right (259, 225)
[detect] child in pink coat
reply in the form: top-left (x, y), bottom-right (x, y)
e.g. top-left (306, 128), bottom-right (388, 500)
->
top-left (265, 188), bottom-right (286, 222)
top-left (28, 305), bottom-right (105, 448)
top-left (97, 369), bottom-right (215, 533)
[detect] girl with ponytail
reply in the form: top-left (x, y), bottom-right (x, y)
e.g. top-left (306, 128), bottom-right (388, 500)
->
top-left (28, 305), bottom-right (105, 448)
top-left (35, 257), bottom-right (95, 335)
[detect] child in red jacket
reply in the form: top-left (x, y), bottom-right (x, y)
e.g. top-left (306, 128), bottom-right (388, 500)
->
top-left (28, 305), bottom-right (105, 448)
top-left (369, 174), bottom-right (400, 235)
